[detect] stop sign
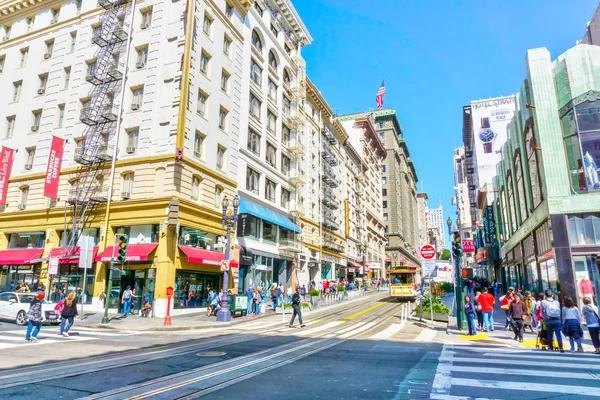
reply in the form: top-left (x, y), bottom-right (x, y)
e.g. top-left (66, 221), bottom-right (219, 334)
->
top-left (420, 245), bottom-right (436, 260)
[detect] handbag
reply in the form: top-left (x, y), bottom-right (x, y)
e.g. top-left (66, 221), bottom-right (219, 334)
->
top-left (523, 315), bottom-right (532, 326)
top-left (501, 304), bottom-right (510, 311)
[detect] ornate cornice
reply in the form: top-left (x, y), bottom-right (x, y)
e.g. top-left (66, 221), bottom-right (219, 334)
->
top-left (557, 89), bottom-right (600, 117)
top-left (1, 0), bottom-right (61, 19)
top-left (230, 0), bottom-right (253, 18)
top-left (355, 116), bottom-right (386, 159)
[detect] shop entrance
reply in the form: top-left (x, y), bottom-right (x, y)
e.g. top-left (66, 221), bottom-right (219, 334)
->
top-left (106, 268), bottom-right (155, 313)
top-left (174, 271), bottom-right (220, 309)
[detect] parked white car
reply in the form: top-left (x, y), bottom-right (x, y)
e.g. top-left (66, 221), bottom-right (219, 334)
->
top-left (0, 292), bottom-right (59, 325)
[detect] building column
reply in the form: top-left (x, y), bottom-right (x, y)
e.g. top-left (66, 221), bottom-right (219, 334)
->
top-left (153, 224), bottom-right (177, 318)
top-left (551, 214), bottom-right (576, 300)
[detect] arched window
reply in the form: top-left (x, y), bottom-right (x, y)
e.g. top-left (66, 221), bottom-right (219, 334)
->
top-left (525, 119), bottom-right (544, 207)
top-left (283, 69), bottom-right (290, 86)
top-left (514, 150), bottom-right (527, 224)
top-left (251, 30), bottom-right (262, 54)
top-left (268, 50), bottom-right (277, 70)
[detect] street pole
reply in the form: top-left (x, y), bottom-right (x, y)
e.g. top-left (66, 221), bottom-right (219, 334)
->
top-left (217, 195), bottom-right (238, 322)
top-left (454, 241), bottom-right (463, 330)
top-left (101, 235), bottom-right (118, 324)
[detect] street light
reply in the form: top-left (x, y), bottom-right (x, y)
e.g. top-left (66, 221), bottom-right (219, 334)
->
top-left (360, 243), bottom-right (367, 277)
top-left (216, 194), bottom-right (239, 322)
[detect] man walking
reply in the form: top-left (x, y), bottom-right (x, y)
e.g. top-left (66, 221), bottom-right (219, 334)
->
top-left (121, 286), bottom-right (133, 317)
top-left (478, 287), bottom-right (495, 332)
top-left (289, 287), bottom-right (305, 328)
top-left (541, 289), bottom-right (564, 352)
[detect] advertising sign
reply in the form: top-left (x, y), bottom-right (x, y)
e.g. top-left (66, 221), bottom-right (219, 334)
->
top-left (462, 240), bottom-right (475, 253)
top-left (483, 205), bottom-right (496, 245)
top-left (470, 96), bottom-right (516, 203)
top-left (48, 257), bottom-right (59, 275)
top-left (0, 146), bottom-right (14, 205)
top-left (44, 136), bottom-right (64, 198)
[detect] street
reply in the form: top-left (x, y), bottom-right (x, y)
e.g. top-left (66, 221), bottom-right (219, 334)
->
top-left (0, 293), bottom-right (599, 399)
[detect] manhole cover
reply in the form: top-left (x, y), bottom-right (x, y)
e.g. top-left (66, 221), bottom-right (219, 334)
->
top-left (196, 351), bottom-right (227, 357)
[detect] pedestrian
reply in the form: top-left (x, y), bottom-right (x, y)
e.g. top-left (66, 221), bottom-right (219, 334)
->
top-left (561, 296), bottom-right (584, 352)
top-left (474, 291), bottom-right (484, 331)
top-left (492, 280), bottom-right (498, 298)
top-left (541, 289), bottom-right (564, 353)
top-left (581, 296), bottom-right (600, 354)
top-left (523, 291), bottom-right (535, 332)
top-left (270, 285), bottom-right (280, 310)
top-left (287, 285), bottom-right (293, 303)
top-left (289, 287), bottom-right (305, 328)
top-left (478, 287), bottom-right (495, 332)
top-left (121, 286), bottom-right (133, 317)
top-left (25, 292), bottom-right (44, 342)
top-left (141, 300), bottom-right (152, 317)
top-left (508, 292), bottom-right (527, 342)
top-left (500, 288), bottom-right (515, 330)
top-left (60, 291), bottom-right (78, 337)
top-left (246, 285), bottom-right (254, 315)
top-left (254, 288), bottom-right (261, 315)
top-left (300, 285), bottom-right (307, 301)
top-left (464, 294), bottom-right (477, 336)
top-left (37, 281), bottom-right (46, 294)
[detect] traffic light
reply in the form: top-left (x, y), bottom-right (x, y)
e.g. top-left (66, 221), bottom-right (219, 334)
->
top-left (452, 231), bottom-right (463, 258)
top-left (116, 234), bottom-right (128, 264)
top-left (461, 268), bottom-right (474, 279)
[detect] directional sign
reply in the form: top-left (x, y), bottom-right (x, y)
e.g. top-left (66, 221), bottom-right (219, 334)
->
top-left (420, 245), bottom-right (436, 260)
top-left (220, 259), bottom-right (230, 271)
top-left (421, 259), bottom-right (437, 278)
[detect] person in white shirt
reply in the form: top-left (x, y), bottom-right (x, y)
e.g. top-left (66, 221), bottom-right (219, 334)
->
top-left (582, 296), bottom-right (600, 354)
top-left (561, 296), bottom-right (584, 352)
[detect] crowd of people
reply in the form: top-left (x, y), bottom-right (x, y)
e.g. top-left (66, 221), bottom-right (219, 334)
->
top-left (465, 285), bottom-right (599, 354)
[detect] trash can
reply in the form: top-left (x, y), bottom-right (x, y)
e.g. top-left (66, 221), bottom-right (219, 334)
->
top-left (228, 294), bottom-right (249, 317)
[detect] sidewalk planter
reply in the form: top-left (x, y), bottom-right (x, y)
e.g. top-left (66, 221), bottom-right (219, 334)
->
top-left (276, 303), bottom-right (311, 314)
top-left (429, 312), bottom-right (450, 322)
top-left (347, 291), bottom-right (360, 300)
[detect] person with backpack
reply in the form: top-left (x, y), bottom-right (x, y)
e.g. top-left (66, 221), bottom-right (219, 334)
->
top-left (60, 291), bottom-right (78, 337)
top-left (581, 296), bottom-right (600, 354)
top-left (541, 289), bottom-right (564, 353)
top-left (561, 296), bottom-right (584, 352)
top-left (289, 287), bottom-right (305, 328)
top-left (25, 293), bottom-right (44, 342)
top-left (121, 286), bottom-right (134, 317)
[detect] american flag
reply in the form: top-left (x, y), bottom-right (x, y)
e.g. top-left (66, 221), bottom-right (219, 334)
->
top-left (376, 80), bottom-right (386, 109)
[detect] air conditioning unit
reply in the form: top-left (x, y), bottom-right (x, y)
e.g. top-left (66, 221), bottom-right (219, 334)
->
top-left (17, 204), bottom-right (26, 210)
top-left (44, 53), bottom-right (51, 59)
top-left (126, 146), bottom-right (136, 154)
top-left (120, 192), bottom-right (131, 199)
top-left (136, 62), bottom-right (145, 69)
top-left (141, 23), bottom-right (149, 30)
top-left (37, 88), bottom-right (45, 95)
top-left (24, 164), bottom-right (32, 170)
top-left (131, 103), bottom-right (140, 110)
top-left (31, 125), bottom-right (39, 132)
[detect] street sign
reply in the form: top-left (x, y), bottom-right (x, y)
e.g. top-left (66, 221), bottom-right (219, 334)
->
top-left (420, 245), bottom-right (436, 260)
top-left (421, 259), bottom-right (437, 278)
top-left (48, 257), bottom-right (59, 275)
top-left (166, 286), bottom-right (174, 297)
top-left (220, 259), bottom-right (230, 271)
top-left (79, 235), bottom-right (95, 269)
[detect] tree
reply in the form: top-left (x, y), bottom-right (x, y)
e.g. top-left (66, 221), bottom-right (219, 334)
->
top-left (440, 249), bottom-right (451, 260)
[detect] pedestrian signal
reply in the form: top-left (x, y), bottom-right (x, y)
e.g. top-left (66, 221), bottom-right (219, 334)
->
top-left (461, 268), bottom-right (474, 279)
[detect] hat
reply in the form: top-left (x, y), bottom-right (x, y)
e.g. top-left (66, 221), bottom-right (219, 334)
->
top-left (36, 293), bottom-right (45, 300)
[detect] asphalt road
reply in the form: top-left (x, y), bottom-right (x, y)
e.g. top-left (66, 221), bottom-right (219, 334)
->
top-left (1, 293), bottom-right (599, 399)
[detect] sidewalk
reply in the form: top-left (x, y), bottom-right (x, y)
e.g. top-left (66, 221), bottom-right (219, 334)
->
top-left (77, 289), bottom-right (384, 331)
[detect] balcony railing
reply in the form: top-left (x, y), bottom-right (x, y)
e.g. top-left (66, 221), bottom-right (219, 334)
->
top-left (279, 239), bottom-right (302, 253)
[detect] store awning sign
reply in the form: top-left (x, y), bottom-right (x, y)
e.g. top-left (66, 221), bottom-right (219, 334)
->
top-left (43, 136), bottom-right (64, 199)
top-left (0, 146), bottom-right (14, 205)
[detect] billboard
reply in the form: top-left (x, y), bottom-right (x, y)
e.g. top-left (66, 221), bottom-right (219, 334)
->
top-left (44, 136), bottom-right (64, 199)
top-left (0, 146), bottom-right (14, 205)
top-left (470, 95), bottom-right (516, 203)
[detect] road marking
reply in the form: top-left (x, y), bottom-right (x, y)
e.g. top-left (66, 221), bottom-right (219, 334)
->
top-left (413, 328), bottom-right (437, 342)
top-left (297, 321), bottom-right (343, 336)
top-left (431, 345), bottom-right (453, 397)
top-left (440, 356), bottom-right (600, 369)
top-left (369, 323), bottom-right (405, 340)
top-left (334, 321), bottom-right (366, 335)
top-left (430, 395), bottom-right (498, 400)
top-left (323, 334), bottom-right (335, 338)
top-left (340, 302), bottom-right (385, 321)
top-left (450, 377), bottom-right (600, 397)
top-left (477, 350), bottom-right (600, 359)
top-left (437, 364), bottom-right (598, 380)
top-left (339, 322), bottom-right (377, 338)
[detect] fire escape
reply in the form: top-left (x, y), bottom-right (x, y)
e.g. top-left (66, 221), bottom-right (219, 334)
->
top-left (64, 0), bottom-right (131, 252)
top-left (321, 125), bottom-right (341, 237)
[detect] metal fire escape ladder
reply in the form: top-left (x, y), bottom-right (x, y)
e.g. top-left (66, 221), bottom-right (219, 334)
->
top-left (64, 0), bottom-right (131, 253)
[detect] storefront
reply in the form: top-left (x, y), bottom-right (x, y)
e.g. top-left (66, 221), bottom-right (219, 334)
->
top-left (47, 246), bottom-right (99, 304)
top-left (0, 244), bottom-right (44, 292)
top-left (237, 246), bottom-right (254, 293)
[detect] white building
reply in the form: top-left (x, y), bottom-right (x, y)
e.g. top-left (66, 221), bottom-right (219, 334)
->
top-left (427, 204), bottom-right (445, 248)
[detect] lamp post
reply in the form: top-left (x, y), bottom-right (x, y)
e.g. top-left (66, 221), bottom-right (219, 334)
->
top-left (216, 195), bottom-right (239, 323)
top-left (360, 243), bottom-right (367, 277)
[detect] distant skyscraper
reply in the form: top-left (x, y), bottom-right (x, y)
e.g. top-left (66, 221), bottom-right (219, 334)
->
top-left (427, 205), bottom-right (445, 248)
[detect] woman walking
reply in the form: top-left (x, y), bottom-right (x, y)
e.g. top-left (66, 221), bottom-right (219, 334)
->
top-left (562, 296), bottom-right (584, 352)
top-left (581, 296), bottom-right (600, 354)
top-left (464, 295), bottom-right (477, 336)
top-left (508, 293), bottom-right (527, 342)
top-left (25, 293), bottom-right (44, 342)
top-left (60, 291), bottom-right (78, 337)
top-left (474, 291), bottom-right (484, 331)
top-left (523, 291), bottom-right (535, 333)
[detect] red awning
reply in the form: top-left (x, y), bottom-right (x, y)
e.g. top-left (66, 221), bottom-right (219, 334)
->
top-left (348, 261), bottom-right (362, 268)
top-left (0, 248), bottom-right (44, 265)
top-left (49, 246), bottom-right (99, 264)
top-left (178, 245), bottom-right (238, 268)
top-left (96, 244), bottom-right (158, 263)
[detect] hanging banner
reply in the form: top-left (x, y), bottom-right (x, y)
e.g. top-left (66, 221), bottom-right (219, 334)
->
top-left (0, 146), bottom-right (15, 205)
top-left (44, 136), bottom-right (64, 198)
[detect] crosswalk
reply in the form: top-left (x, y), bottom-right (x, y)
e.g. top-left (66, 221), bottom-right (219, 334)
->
top-left (0, 326), bottom-right (143, 349)
top-left (430, 344), bottom-right (600, 399)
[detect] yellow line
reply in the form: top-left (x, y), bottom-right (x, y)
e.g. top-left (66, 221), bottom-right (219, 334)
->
top-left (340, 302), bottom-right (385, 321)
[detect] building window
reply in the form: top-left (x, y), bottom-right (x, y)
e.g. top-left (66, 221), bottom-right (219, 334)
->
top-left (5, 116), bottom-right (15, 138)
top-left (121, 173), bottom-right (134, 197)
top-left (191, 176), bottom-right (200, 201)
top-left (268, 50), bottom-right (278, 70)
top-left (383, 213), bottom-right (388, 221)
top-left (514, 151), bottom-right (527, 224)
top-left (382, 165), bottom-right (386, 173)
top-left (251, 30), bottom-right (262, 54)
top-left (194, 131), bottom-right (205, 159)
top-left (136, 46), bottom-right (148, 65)
top-left (568, 214), bottom-right (600, 245)
top-left (282, 155), bottom-right (291, 175)
top-left (223, 35), bottom-right (232, 56)
top-left (283, 69), bottom-right (290, 86)
top-left (246, 167), bottom-right (260, 194)
top-left (268, 79), bottom-right (277, 103)
top-left (63, 67), bottom-right (71, 89)
top-left (25, 148), bottom-right (35, 169)
top-left (32, 110), bottom-right (42, 129)
top-left (12, 81), bottom-right (22, 102)
top-left (225, 2), bottom-right (233, 18)
top-left (0, 55), bottom-right (5, 74)
top-left (57, 104), bottom-right (65, 128)
top-left (220, 69), bottom-right (230, 93)
top-left (131, 86), bottom-right (144, 109)
top-left (76, 0), bottom-right (82, 15)
top-left (283, 96), bottom-right (291, 116)
top-left (248, 128), bottom-right (261, 155)
top-left (282, 125), bottom-right (291, 145)
top-left (141, 8), bottom-right (152, 28)
top-left (19, 47), bottom-right (28, 68)
top-left (3, 25), bottom-right (11, 40)
top-left (250, 59), bottom-right (262, 86)
top-left (213, 186), bottom-right (222, 208)
top-left (126, 129), bottom-right (139, 152)
top-left (218, 107), bottom-right (228, 131)
top-left (203, 14), bottom-right (213, 37)
top-left (86, 60), bottom-right (97, 77)
top-left (26, 17), bottom-right (34, 32)
top-left (50, 8), bottom-right (60, 24)
top-left (249, 93), bottom-right (262, 119)
top-left (19, 186), bottom-right (29, 208)
top-left (270, 23), bottom-right (278, 38)
top-left (200, 51), bottom-right (210, 75)
top-left (383, 201), bottom-right (387, 208)
top-left (197, 90), bottom-right (207, 116)
top-left (216, 146), bottom-right (225, 170)
top-left (267, 110), bottom-right (276, 134)
top-left (281, 189), bottom-right (290, 208)
top-left (266, 143), bottom-right (276, 167)
top-left (265, 179), bottom-right (276, 202)
top-left (44, 39), bottom-right (54, 59)
top-left (381, 177), bottom-right (387, 184)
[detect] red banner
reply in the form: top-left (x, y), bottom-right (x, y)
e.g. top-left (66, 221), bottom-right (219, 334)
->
top-left (462, 240), bottom-right (475, 253)
top-left (0, 146), bottom-right (14, 205)
top-left (44, 136), bottom-right (64, 198)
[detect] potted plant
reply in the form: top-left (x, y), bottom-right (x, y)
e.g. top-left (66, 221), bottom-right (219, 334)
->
top-left (417, 294), bottom-right (451, 322)
top-left (309, 289), bottom-right (320, 309)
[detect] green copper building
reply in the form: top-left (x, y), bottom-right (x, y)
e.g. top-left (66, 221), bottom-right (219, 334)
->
top-left (492, 44), bottom-right (600, 307)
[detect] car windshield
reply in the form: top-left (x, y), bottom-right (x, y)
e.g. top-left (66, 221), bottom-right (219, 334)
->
top-left (17, 294), bottom-right (49, 304)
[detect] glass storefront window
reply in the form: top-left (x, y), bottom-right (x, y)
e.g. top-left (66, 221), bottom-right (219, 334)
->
top-left (1, 265), bottom-right (40, 292)
top-left (58, 228), bottom-right (99, 247)
top-left (573, 255), bottom-right (596, 306)
top-left (239, 215), bottom-right (260, 239)
top-left (8, 232), bottom-right (45, 249)
top-left (568, 214), bottom-right (600, 245)
top-left (321, 262), bottom-right (331, 280)
top-left (526, 262), bottom-right (539, 294)
top-left (540, 259), bottom-right (558, 293)
top-left (575, 100), bottom-right (600, 132)
top-left (174, 271), bottom-right (220, 309)
top-left (50, 264), bottom-right (95, 304)
top-left (179, 227), bottom-right (219, 250)
top-left (280, 228), bottom-right (292, 241)
top-left (116, 225), bottom-right (159, 244)
top-left (580, 131), bottom-right (600, 191)
top-left (263, 221), bottom-right (277, 244)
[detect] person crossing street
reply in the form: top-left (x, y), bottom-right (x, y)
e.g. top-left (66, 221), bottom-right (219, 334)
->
top-left (24, 293), bottom-right (44, 342)
top-left (541, 289), bottom-right (564, 353)
top-left (508, 293), bottom-right (527, 342)
top-left (289, 287), bottom-right (305, 328)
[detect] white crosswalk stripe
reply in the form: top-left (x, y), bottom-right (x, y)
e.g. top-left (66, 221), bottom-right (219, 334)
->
top-left (0, 326), bottom-right (142, 349)
top-left (430, 344), bottom-right (600, 399)
top-left (369, 322), bottom-right (405, 340)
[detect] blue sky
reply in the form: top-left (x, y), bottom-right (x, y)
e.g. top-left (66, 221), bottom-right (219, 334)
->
top-left (294, 0), bottom-right (599, 238)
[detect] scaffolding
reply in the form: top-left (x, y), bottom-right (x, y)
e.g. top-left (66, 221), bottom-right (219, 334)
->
top-left (64, 0), bottom-right (132, 254)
